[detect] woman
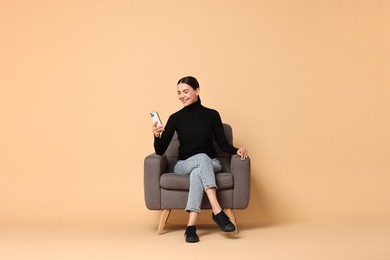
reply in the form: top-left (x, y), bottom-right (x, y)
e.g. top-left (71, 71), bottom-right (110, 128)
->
top-left (152, 76), bottom-right (248, 243)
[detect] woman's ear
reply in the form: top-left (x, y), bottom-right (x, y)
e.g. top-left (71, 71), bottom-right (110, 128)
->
top-left (196, 88), bottom-right (200, 95)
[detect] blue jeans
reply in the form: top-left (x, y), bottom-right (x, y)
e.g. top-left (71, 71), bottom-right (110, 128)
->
top-left (174, 153), bottom-right (222, 213)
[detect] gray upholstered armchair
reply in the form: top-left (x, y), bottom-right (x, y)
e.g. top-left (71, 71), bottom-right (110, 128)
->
top-left (144, 124), bottom-right (250, 234)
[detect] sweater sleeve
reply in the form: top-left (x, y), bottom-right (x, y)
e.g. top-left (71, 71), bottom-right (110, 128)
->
top-left (212, 110), bottom-right (238, 155)
top-left (153, 114), bottom-right (177, 155)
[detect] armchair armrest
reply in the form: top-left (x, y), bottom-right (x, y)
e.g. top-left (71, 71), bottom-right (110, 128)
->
top-left (230, 155), bottom-right (251, 209)
top-left (144, 153), bottom-right (167, 210)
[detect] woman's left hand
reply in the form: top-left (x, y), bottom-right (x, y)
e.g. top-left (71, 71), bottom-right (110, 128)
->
top-left (237, 147), bottom-right (248, 160)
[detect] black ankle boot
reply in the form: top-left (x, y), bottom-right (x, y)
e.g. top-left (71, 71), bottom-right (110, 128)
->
top-left (212, 210), bottom-right (236, 232)
top-left (184, 225), bottom-right (199, 243)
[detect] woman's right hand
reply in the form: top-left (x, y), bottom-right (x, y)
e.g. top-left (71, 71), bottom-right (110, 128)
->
top-left (152, 122), bottom-right (164, 137)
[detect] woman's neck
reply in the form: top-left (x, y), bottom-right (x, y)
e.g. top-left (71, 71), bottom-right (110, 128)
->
top-left (184, 97), bottom-right (201, 110)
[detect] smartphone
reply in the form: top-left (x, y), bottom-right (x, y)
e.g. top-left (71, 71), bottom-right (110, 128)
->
top-left (150, 111), bottom-right (163, 127)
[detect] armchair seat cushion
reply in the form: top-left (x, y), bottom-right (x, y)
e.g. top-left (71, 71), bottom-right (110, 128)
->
top-left (160, 172), bottom-right (234, 191)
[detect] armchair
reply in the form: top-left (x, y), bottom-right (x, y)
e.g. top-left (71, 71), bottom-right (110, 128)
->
top-left (144, 124), bottom-right (250, 234)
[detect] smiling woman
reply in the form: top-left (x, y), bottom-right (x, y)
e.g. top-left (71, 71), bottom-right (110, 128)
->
top-left (150, 76), bottom-right (248, 243)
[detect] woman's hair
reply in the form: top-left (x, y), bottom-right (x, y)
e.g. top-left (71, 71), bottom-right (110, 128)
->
top-left (177, 76), bottom-right (199, 90)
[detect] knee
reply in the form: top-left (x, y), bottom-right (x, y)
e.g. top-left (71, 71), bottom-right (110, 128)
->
top-left (195, 153), bottom-right (211, 163)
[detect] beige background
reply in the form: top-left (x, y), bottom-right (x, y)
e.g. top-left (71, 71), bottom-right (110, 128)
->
top-left (1, 0), bottom-right (389, 227)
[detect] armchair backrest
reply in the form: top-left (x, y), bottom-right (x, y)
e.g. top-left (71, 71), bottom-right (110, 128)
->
top-left (164, 124), bottom-right (234, 172)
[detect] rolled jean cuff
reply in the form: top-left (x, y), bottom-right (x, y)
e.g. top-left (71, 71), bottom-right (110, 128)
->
top-left (205, 184), bottom-right (218, 190)
top-left (185, 207), bottom-right (201, 213)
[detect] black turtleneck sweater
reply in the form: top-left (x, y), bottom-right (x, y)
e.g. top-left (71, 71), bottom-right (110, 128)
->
top-left (154, 99), bottom-right (238, 160)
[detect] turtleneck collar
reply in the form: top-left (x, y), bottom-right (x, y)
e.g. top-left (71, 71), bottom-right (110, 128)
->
top-left (184, 97), bottom-right (202, 111)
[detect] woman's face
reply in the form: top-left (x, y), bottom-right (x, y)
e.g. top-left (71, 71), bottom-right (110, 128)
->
top-left (177, 83), bottom-right (199, 106)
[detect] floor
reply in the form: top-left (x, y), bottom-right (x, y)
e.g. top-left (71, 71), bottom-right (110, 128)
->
top-left (1, 220), bottom-right (390, 260)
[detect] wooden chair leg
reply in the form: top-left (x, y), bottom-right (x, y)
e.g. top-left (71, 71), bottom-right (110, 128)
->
top-left (224, 209), bottom-right (238, 234)
top-left (157, 209), bottom-right (171, 235)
